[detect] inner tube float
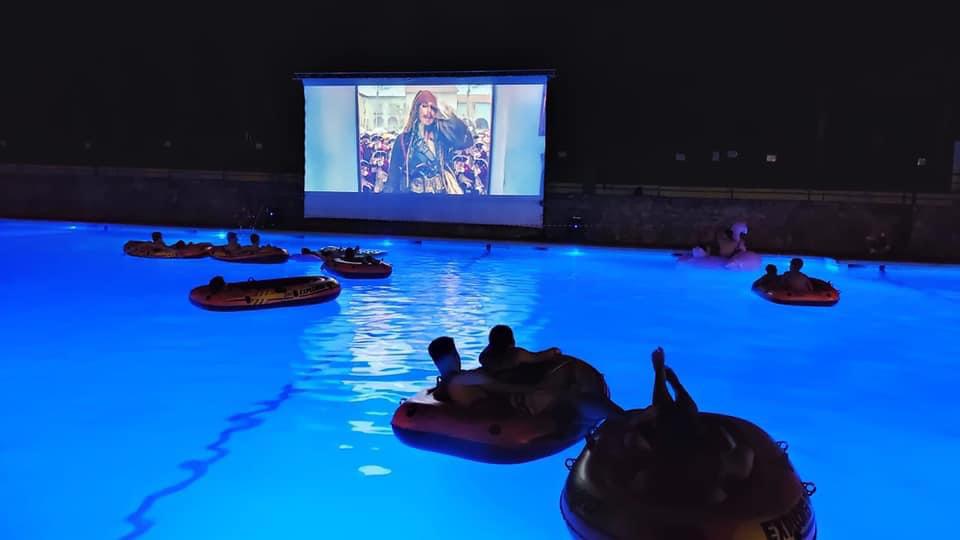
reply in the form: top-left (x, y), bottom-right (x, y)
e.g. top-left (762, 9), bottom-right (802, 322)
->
top-left (189, 275), bottom-right (340, 311)
top-left (677, 250), bottom-right (762, 271)
top-left (753, 278), bottom-right (839, 307)
top-left (211, 246), bottom-right (289, 264)
top-left (123, 240), bottom-right (212, 259)
top-left (325, 257), bottom-right (392, 279)
top-left (560, 412), bottom-right (817, 540)
top-left (392, 356), bottom-right (609, 464)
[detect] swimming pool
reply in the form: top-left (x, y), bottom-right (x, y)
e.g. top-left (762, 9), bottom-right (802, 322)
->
top-left (1, 218), bottom-right (957, 539)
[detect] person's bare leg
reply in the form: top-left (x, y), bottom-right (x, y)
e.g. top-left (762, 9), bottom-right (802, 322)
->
top-left (652, 347), bottom-right (672, 407)
top-left (665, 367), bottom-right (698, 414)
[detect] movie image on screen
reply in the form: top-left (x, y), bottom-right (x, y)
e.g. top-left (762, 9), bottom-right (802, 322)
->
top-left (302, 73), bottom-right (549, 227)
top-left (358, 85), bottom-right (492, 195)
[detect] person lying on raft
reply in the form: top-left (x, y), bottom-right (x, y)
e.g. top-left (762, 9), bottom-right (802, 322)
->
top-left (301, 246), bottom-right (366, 260)
top-left (343, 247), bottom-right (379, 264)
top-left (692, 222), bottom-right (749, 259)
top-left (479, 325), bottom-right (562, 373)
top-left (150, 231), bottom-right (187, 250)
top-left (752, 264), bottom-right (781, 289)
top-left (614, 348), bottom-right (754, 504)
top-left (223, 232), bottom-right (242, 254)
top-left (782, 258), bottom-right (813, 293)
top-left (208, 276), bottom-right (227, 293)
top-left (429, 336), bottom-right (621, 420)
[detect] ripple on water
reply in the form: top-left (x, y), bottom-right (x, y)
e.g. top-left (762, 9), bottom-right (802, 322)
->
top-left (358, 465), bottom-right (392, 476)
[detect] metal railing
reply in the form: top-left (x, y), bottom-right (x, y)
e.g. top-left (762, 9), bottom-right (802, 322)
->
top-left (0, 163), bottom-right (301, 184)
top-left (2, 163), bottom-right (956, 206)
top-left (545, 182), bottom-right (959, 206)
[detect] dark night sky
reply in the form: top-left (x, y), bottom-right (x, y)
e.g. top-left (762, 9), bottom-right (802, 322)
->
top-left (1, 4), bottom-right (956, 190)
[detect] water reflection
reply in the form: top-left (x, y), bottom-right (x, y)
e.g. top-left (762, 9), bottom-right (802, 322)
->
top-left (293, 244), bottom-right (545, 443)
top-left (358, 465), bottom-right (392, 476)
top-left (348, 420), bottom-right (393, 436)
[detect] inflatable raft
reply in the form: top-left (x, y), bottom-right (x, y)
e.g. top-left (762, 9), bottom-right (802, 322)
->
top-left (677, 250), bottom-right (763, 271)
top-left (211, 246), bottom-right (289, 264)
top-left (324, 257), bottom-right (393, 279)
top-left (189, 275), bottom-right (340, 311)
top-left (312, 246), bottom-right (388, 261)
top-left (753, 278), bottom-right (839, 307)
top-left (560, 412), bottom-right (817, 540)
top-left (392, 357), bottom-right (609, 464)
top-left (123, 240), bottom-right (212, 259)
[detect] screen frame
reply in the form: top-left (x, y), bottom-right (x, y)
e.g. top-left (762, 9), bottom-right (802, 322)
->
top-left (300, 71), bottom-right (554, 228)
top-left (295, 69), bottom-right (556, 82)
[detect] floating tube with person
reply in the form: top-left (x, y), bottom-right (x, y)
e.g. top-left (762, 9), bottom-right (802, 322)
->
top-left (676, 250), bottom-right (763, 271)
top-left (189, 275), bottom-right (340, 311)
top-left (753, 278), bottom-right (839, 307)
top-left (314, 246), bottom-right (388, 261)
top-left (210, 246), bottom-right (289, 264)
top-left (293, 247), bottom-right (388, 264)
top-left (391, 356), bottom-right (609, 464)
top-left (560, 412), bottom-right (817, 540)
top-left (324, 257), bottom-right (393, 279)
top-left (123, 240), bottom-right (213, 259)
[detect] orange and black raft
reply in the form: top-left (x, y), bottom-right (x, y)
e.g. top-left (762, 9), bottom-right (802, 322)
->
top-left (189, 275), bottom-right (340, 311)
top-left (211, 246), bottom-right (290, 264)
top-left (560, 412), bottom-right (817, 540)
top-left (123, 240), bottom-right (212, 259)
top-left (753, 278), bottom-right (839, 307)
top-left (392, 357), bottom-right (609, 464)
top-left (324, 256), bottom-right (393, 279)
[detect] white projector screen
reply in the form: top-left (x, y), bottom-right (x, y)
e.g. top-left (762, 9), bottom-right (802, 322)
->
top-left (301, 74), bottom-right (548, 227)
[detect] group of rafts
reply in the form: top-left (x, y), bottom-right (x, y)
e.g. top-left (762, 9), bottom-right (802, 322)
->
top-left (394, 338), bottom-right (817, 540)
top-left (678, 221), bottom-right (840, 307)
top-left (390, 223), bottom-right (823, 539)
top-left (123, 231), bottom-right (391, 310)
top-left (126, 224), bottom-right (825, 538)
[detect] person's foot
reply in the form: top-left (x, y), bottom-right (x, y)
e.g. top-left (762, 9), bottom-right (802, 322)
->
top-left (652, 347), bottom-right (665, 372)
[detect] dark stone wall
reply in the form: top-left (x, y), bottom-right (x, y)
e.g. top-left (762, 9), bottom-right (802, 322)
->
top-left (2, 165), bottom-right (958, 261)
top-left (543, 194), bottom-right (960, 261)
top-left (0, 165), bottom-right (303, 229)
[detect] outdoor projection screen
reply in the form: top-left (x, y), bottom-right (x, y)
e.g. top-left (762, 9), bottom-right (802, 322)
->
top-left (301, 73), bottom-right (549, 227)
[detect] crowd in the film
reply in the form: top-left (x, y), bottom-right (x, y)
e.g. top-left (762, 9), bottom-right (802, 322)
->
top-left (358, 125), bottom-right (492, 194)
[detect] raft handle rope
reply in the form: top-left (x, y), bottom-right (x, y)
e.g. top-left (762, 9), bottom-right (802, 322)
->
top-left (776, 440), bottom-right (789, 455)
top-left (803, 482), bottom-right (817, 496)
top-left (583, 422), bottom-right (604, 451)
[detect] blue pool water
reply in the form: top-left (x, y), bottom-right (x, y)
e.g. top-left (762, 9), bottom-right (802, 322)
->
top-left (1, 218), bottom-right (958, 539)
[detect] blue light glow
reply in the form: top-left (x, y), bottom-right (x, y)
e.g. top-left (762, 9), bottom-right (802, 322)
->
top-left (0, 221), bottom-right (958, 539)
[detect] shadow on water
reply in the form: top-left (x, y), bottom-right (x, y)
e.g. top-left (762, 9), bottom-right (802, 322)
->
top-left (119, 365), bottom-right (327, 539)
top-left (120, 243), bottom-right (507, 539)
